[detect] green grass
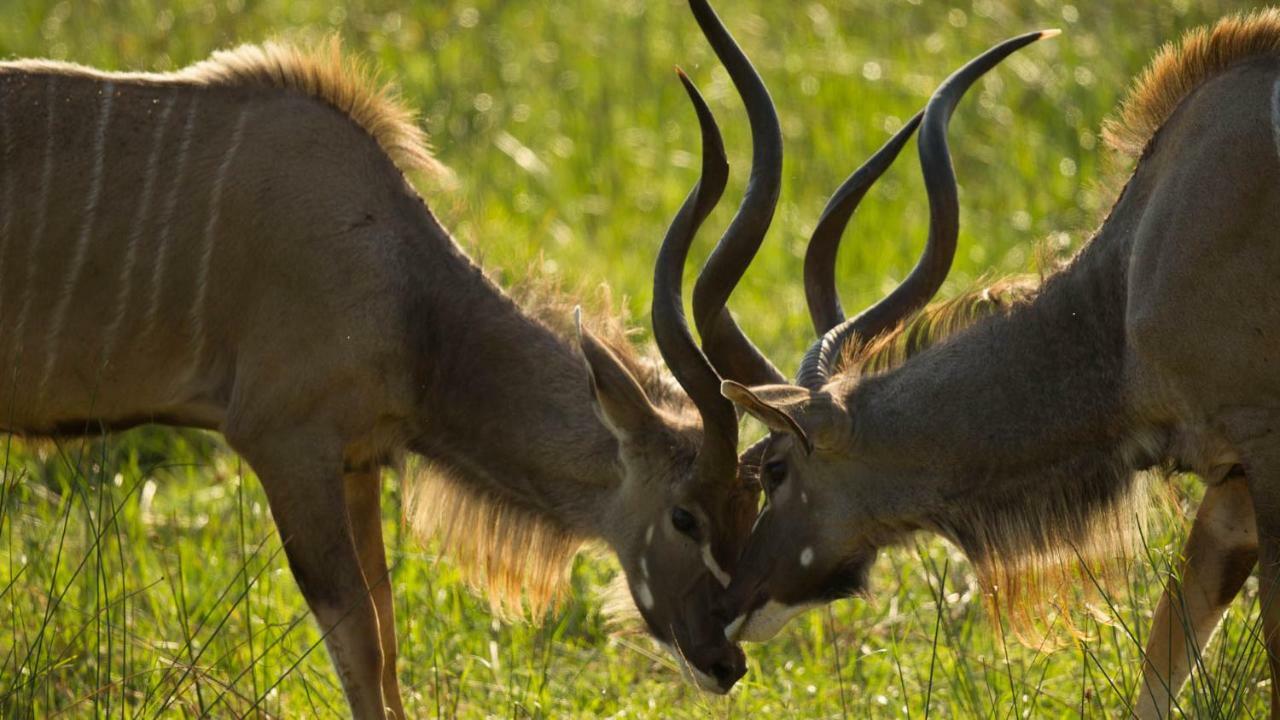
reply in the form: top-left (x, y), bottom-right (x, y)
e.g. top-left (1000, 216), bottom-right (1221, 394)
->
top-left (0, 0), bottom-right (1270, 716)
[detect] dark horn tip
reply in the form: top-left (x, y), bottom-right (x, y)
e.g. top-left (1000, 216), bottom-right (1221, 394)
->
top-left (673, 69), bottom-right (729, 173)
top-left (800, 27), bottom-right (1050, 388)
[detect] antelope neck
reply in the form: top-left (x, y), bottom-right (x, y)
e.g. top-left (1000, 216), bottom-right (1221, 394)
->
top-left (851, 194), bottom-right (1158, 530)
top-left (403, 209), bottom-right (624, 539)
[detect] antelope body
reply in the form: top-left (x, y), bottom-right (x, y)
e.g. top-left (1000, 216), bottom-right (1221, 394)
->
top-left (715, 10), bottom-right (1280, 717)
top-left (0, 27), bottom-right (769, 717)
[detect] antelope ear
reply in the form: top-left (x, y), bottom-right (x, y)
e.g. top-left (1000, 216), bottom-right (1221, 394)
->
top-left (576, 308), bottom-right (659, 440)
top-left (721, 381), bottom-right (814, 455)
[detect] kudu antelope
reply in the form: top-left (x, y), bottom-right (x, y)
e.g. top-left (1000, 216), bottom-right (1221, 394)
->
top-left (712, 9), bottom-right (1280, 717)
top-left (0, 0), bottom-right (780, 712)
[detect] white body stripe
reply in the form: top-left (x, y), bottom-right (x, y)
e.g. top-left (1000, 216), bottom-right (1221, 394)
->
top-left (143, 96), bottom-right (200, 337)
top-left (37, 82), bottom-right (115, 398)
top-left (100, 92), bottom-right (178, 367)
top-left (1271, 79), bottom-right (1280, 161)
top-left (10, 77), bottom-right (60, 367)
top-left (186, 106), bottom-right (249, 370)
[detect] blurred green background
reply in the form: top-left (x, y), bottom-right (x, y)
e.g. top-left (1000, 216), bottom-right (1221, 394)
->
top-left (0, 0), bottom-right (1268, 717)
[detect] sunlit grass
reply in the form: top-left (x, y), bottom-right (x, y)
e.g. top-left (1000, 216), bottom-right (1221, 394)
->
top-left (0, 0), bottom-right (1270, 717)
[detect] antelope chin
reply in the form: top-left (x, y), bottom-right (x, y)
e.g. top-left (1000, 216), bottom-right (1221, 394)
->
top-left (725, 600), bottom-right (821, 643)
top-left (653, 640), bottom-right (733, 695)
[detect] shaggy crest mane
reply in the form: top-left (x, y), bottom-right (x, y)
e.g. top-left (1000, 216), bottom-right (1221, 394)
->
top-left (1104, 8), bottom-right (1280, 157)
top-left (184, 38), bottom-right (450, 180)
top-left (3, 36), bottom-right (450, 181)
top-left (505, 270), bottom-right (690, 415)
top-left (837, 276), bottom-right (1039, 378)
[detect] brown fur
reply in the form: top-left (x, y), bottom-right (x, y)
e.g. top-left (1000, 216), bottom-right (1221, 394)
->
top-left (977, 7), bottom-right (1280, 632)
top-left (4, 36), bottom-right (450, 181)
top-left (403, 271), bottom-right (692, 619)
top-left (728, 21), bottom-right (1280, 703)
top-left (1104, 8), bottom-right (1280, 157)
top-left (0, 36), bottom-right (747, 711)
top-left (829, 275), bottom-right (1153, 634)
top-left (838, 276), bottom-right (1040, 378)
top-left (504, 274), bottom-right (690, 415)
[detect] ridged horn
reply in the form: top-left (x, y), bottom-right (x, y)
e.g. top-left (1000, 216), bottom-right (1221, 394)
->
top-left (796, 30), bottom-right (1058, 389)
top-left (804, 112), bottom-right (923, 335)
top-left (652, 68), bottom-right (738, 481)
top-left (687, 0), bottom-right (786, 387)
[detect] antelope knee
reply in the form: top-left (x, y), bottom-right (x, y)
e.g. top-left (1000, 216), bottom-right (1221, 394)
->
top-left (1216, 545), bottom-right (1258, 606)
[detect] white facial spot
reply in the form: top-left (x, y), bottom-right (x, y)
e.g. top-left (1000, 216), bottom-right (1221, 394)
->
top-left (645, 523), bottom-right (655, 546)
top-left (800, 546), bottom-right (814, 568)
top-left (639, 556), bottom-right (650, 579)
top-left (701, 543), bottom-right (732, 588)
top-left (801, 491), bottom-right (809, 504)
top-left (733, 600), bottom-right (822, 643)
top-left (637, 581), bottom-right (654, 610)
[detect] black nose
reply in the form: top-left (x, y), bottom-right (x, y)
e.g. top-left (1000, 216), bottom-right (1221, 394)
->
top-left (709, 652), bottom-right (747, 689)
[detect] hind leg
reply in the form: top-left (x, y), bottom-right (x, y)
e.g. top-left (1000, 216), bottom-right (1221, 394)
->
top-left (1135, 477), bottom-right (1256, 719)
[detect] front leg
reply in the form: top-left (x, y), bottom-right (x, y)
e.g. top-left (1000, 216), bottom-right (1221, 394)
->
top-left (345, 468), bottom-right (407, 719)
top-left (231, 428), bottom-right (389, 720)
top-left (1134, 477), bottom-right (1256, 719)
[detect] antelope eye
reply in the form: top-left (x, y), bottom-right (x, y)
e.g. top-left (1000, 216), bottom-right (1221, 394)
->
top-left (763, 460), bottom-right (787, 492)
top-left (671, 507), bottom-right (698, 536)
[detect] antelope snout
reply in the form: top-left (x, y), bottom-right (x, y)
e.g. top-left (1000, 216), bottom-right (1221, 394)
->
top-left (692, 642), bottom-right (747, 694)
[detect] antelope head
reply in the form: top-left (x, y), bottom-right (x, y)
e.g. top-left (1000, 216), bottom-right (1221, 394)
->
top-left (715, 31), bottom-right (1058, 643)
top-left (574, 0), bottom-right (790, 692)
